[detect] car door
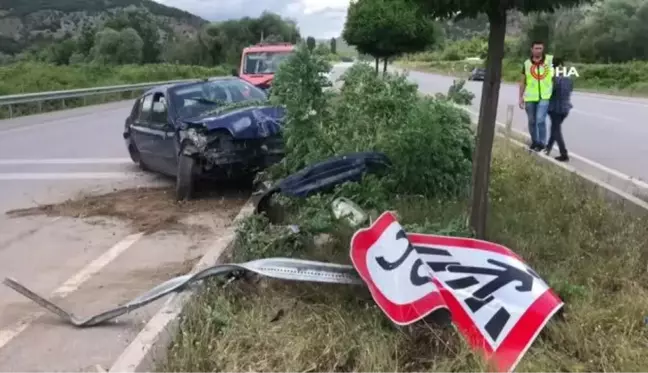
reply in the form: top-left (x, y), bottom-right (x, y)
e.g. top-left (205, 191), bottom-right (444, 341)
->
top-left (129, 93), bottom-right (160, 170)
top-left (148, 93), bottom-right (178, 176)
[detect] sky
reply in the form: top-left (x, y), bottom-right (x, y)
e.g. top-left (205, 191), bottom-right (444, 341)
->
top-left (153, 0), bottom-right (350, 39)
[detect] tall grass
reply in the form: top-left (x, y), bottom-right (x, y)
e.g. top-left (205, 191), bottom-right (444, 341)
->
top-left (0, 62), bottom-right (229, 95)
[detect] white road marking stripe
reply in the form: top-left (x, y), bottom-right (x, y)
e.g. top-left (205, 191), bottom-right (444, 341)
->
top-left (0, 158), bottom-right (131, 165)
top-left (0, 233), bottom-right (144, 350)
top-left (571, 108), bottom-right (623, 123)
top-left (0, 172), bottom-right (138, 180)
top-left (463, 108), bottom-right (648, 190)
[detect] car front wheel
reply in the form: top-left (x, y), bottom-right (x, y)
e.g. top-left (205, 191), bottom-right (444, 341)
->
top-left (176, 154), bottom-right (196, 201)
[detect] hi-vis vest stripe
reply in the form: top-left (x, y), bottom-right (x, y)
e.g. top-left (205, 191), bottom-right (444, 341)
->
top-left (524, 54), bottom-right (553, 102)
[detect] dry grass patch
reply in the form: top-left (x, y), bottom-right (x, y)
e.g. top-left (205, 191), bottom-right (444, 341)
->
top-left (160, 142), bottom-right (648, 372)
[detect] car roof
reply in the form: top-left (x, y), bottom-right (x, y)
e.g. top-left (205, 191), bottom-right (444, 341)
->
top-left (243, 43), bottom-right (294, 53)
top-left (141, 77), bottom-right (244, 96)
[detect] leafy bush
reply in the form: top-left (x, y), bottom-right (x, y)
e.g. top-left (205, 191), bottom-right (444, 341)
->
top-left (270, 47), bottom-right (475, 200)
top-left (446, 79), bottom-right (475, 105)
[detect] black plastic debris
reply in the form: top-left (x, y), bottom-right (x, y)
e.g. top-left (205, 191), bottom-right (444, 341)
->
top-left (255, 151), bottom-right (391, 214)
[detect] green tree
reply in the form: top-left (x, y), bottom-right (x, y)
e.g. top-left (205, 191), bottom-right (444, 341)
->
top-left (162, 34), bottom-right (203, 65)
top-left (116, 28), bottom-right (144, 64)
top-left (306, 36), bottom-right (316, 51)
top-left (76, 23), bottom-right (96, 58)
top-left (104, 7), bottom-right (161, 63)
top-left (46, 37), bottom-right (76, 65)
top-left (194, 12), bottom-right (301, 66)
top-left (263, 34), bottom-right (284, 43)
top-left (342, 0), bottom-right (437, 73)
top-left (414, 0), bottom-right (593, 238)
top-left (314, 42), bottom-right (330, 56)
top-left (92, 27), bottom-right (121, 64)
top-left (197, 24), bottom-right (222, 65)
top-left (330, 37), bottom-right (337, 54)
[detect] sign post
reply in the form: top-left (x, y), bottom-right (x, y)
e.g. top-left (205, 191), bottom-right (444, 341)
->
top-left (505, 104), bottom-right (514, 146)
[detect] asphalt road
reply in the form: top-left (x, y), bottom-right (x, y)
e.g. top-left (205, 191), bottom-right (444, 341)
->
top-left (401, 70), bottom-right (648, 183)
top-left (0, 101), bottom-right (246, 370)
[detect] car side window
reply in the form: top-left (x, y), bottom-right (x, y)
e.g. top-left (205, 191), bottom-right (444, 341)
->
top-left (130, 98), bottom-right (141, 119)
top-left (150, 93), bottom-right (168, 128)
top-left (138, 94), bottom-right (153, 122)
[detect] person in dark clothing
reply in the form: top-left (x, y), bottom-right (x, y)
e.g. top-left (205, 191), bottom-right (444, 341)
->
top-left (546, 57), bottom-right (572, 162)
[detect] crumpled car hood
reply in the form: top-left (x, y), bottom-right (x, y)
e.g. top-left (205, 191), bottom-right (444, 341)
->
top-left (182, 105), bottom-right (285, 140)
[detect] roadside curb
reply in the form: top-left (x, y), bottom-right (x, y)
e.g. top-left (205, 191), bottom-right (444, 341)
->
top-left (453, 103), bottom-right (648, 215)
top-left (501, 134), bottom-right (648, 215)
top-left (108, 198), bottom-right (256, 372)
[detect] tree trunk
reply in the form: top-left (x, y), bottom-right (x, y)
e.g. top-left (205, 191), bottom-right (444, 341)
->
top-left (469, 8), bottom-right (507, 239)
top-left (383, 58), bottom-right (388, 74)
top-left (374, 58), bottom-right (379, 74)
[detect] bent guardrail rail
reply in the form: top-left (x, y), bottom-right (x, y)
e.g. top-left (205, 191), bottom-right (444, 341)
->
top-left (0, 78), bottom-right (197, 118)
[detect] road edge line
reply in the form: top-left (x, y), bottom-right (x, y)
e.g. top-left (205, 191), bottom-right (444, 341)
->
top-left (108, 198), bottom-right (256, 373)
top-left (499, 133), bottom-right (648, 214)
top-left (451, 103), bottom-right (648, 213)
top-left (459, 106), bottom-right (648, 190)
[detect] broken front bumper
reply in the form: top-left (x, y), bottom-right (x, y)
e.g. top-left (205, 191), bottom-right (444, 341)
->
top-left (201, 135), bottom-right (284, 176)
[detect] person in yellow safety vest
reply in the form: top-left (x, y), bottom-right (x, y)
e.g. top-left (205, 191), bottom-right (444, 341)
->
top-left (519, 40), bottom-right (553, 152)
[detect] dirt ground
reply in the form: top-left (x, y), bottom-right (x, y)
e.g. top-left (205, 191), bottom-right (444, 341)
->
top-left (5, 185), bottom-right (249, 234)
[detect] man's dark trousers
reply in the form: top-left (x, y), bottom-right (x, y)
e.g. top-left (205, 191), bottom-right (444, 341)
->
top-left (547, 112), bottom-right (568, 156)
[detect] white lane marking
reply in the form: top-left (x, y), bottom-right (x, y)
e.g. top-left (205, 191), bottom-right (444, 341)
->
top-left (571, 108), bottom-right (623, 123)
top-left (0, 158), bottom-right (131, 165)
top-left (0, 102), bottom-right (132, 136)
top-left (0, 233), bottom-right (144, 350)
top-left (0, 172), bottom-right (138, 180)
top-left (463, 108), bottom-right (648, 190)
top-left (574, 92), bottom-right (648, 108)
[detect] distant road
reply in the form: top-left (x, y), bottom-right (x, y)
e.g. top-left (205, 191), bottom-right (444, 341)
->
top-left (400, 69), bottom-right (648, 183)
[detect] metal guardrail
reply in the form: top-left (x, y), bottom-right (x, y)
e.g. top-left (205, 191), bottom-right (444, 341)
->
top-left (0, 78), bottom-right (197, 118)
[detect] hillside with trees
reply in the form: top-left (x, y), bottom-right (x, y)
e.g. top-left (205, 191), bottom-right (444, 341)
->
top-left (0, 0), bottom-right (208, 58)
top-left (0, 2), bottom-right (300, 68)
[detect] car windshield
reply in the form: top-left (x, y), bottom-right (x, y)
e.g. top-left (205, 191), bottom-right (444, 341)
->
top-left (170, 79), bottom-right (267, 118)
top-left (243, 51), bottom-right (292, 74)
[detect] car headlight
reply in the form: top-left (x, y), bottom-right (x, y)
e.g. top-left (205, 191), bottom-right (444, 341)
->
top-left (232, 117), bottom-right (252, 133)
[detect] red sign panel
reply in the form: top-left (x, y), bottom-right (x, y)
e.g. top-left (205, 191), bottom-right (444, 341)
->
top-left (350, 211), bottom-right (446, 325)
top-left (350, 211), bottom-right (563, 372)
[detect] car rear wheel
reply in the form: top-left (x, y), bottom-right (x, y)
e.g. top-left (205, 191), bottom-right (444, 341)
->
top-left (176, 154), bottom-right (196, 201)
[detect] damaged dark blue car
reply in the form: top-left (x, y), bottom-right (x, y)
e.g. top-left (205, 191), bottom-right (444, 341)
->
top-left (123, 77), bottom-right (285, 200)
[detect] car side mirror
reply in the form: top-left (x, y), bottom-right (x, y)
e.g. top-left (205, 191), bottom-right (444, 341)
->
top-left (231, 68), bottom-right (239, 77)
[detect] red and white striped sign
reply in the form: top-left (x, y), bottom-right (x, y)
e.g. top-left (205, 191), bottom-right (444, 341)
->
top-left (350, 211), bottom-right (563, 372)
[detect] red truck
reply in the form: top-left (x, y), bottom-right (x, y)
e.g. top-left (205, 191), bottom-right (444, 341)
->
top-left (233, 42), bottom-right (295, 91)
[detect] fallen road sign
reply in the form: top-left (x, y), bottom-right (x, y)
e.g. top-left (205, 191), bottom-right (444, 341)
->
top-left (350, 210), bottom-right (446, 325)
top-left (350, 211), bottom-right (563, 372)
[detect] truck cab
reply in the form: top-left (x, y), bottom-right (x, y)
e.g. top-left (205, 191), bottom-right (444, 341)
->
top-left (236, 42), bottom-right (295, 90)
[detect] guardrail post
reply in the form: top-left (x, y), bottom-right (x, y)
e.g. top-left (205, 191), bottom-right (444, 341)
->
top-left (61, 98), bottom-right (66, 109)
top-left (37, 101), bottom-right (42, 113)
top-left (505, 104), bottom-right (514, 147)
top-left (7, 104), bottom-right (12, 118)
